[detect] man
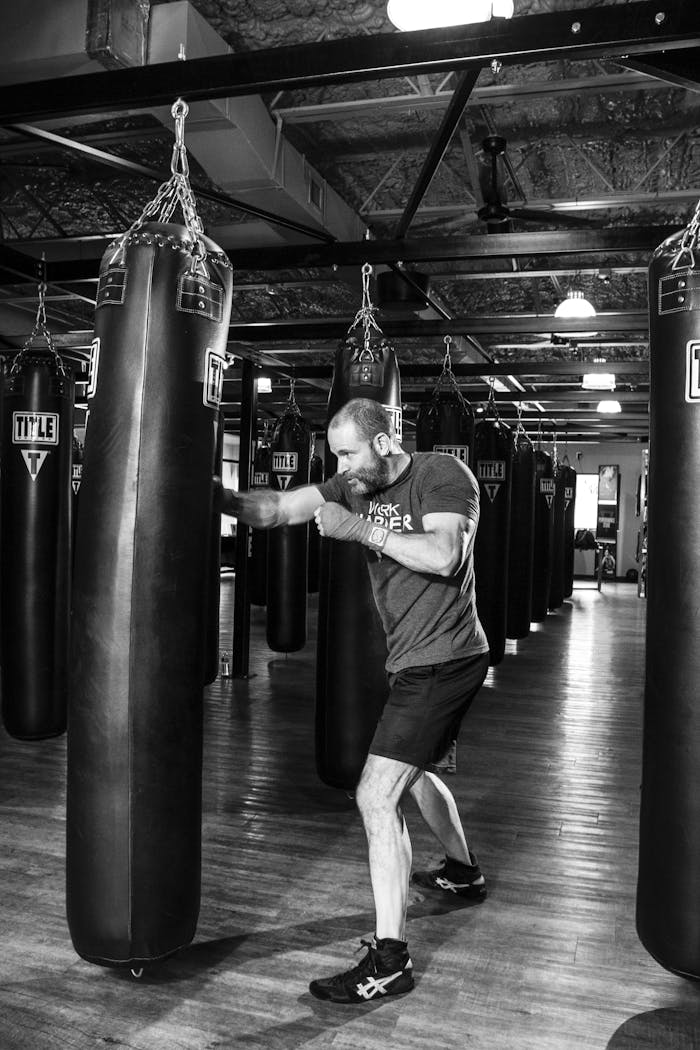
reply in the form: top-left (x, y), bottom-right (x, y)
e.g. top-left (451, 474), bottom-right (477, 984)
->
top-left (216, 398), bottom-right (490, 1003)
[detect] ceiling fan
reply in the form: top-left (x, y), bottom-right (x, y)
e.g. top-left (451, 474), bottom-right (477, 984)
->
top-left (477, 135), bottom-right (596, 232)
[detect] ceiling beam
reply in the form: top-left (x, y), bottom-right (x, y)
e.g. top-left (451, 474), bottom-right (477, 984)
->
top-left (0, 2), bottom-right (698, 124)
top-left (223, 360), bottom-right (648, 380)
top-left (619, 47), bottom-right (700, 92)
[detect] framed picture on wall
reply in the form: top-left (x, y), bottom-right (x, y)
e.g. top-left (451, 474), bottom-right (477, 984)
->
top-left (598, 464), bottom-right (620, 503)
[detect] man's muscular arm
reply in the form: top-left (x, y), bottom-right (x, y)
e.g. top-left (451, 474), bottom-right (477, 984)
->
top-left (216, 479), bottom-right (325, 527)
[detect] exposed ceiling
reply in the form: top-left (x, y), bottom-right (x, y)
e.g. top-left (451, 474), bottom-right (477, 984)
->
top-left (1, 0), bottom-right (699, 444)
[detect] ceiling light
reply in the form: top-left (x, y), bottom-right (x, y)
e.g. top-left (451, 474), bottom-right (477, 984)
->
top-left (554, 288), bottom-right (596, 319)
top-left (387, 0), bottom-right (513, 31)
top-left (256, 376), bottom-right (272, 393)
top-left (597, 399), bottom-right (622, 414)
top-left (582, 373), bottom-right (616, 391)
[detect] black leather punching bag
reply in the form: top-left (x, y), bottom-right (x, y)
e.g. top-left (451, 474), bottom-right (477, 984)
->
top-left (506, 431), bottom-right (536, 640)
top-left (308, 451), bottom-right (324, 594)
top-left (473, 418), bottom-right (513, 665)
top-left (416, 385), bottom-right (474, 466)
top-left (316, 335), bottom-right (401, 789)
top-left (1, 356), bottom-right (73, 740)
top-left (548, 458), bottom-right (567, 610)
top-left (266, 399), bottom-right (312, 653)
top-left (249, 438), bottom-right (271, 606)
top-left (67, 221), bottom-right (233, 968)
top-left (204, 409), bottom-right (224, 685)
top-left (563, 463), bottom-right (577, 598)
top-left (637, 221), bottom-right (700, 979)
top-left (531, 450), bottom-right (554, 623)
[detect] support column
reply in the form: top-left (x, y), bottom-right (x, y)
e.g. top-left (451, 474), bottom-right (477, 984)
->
top-left (232, 359), bottom-right (256, 678)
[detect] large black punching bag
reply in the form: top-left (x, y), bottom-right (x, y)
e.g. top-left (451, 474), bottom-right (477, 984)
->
top-left (531, 450), bottom-right (554, 623)
top-left (548, 457), bottom-right (567, 610)
top-left (266, 394), bottom-right (312, 653)
top-left (1, 352), bottom-right (73, 740)
top-left (204, 409), bottom-right (225, 685)
top-left (67, 174), bottom-right (233, 965)
top-left (562, 462), bottom-right (577, 599)
top-left (506, 430), bottom-right (536, 640)
top-left (249, 436), bottom-right (271, 606)
top-left (316, 321), bottom-right (401, 790)
top-left (416, 343), bottom-right (474, 466)
top-left (308, 450), bottom-right (324, 594)
top-left (637, 216), bottom-right (700, 979)
top-left (473, 416), bottom-right (513, 665)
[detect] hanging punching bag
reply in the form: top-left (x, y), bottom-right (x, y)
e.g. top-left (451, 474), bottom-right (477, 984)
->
top-left (1, 352), bottom-right (73, 740)
top-left (249, 437), bottom-right (271, 606)
top-left (71, 433), bottom-right (84, 576)
top-left (67, 104), bottom-right (233, 969)
top-left (548, 457), bottom-right (567, 610)
top-left (308, 450), bottom-right (324, 594)
top-left (266, 396), bottom-right (312, 653)
top-left (531, 450), bottom-right (554, 623)
top-left (204, 409), bottom-right (225, 685)
top-left (563, 462), bottom-right (577, 598)
top-left (316, 323), bottom-right (402, 790)
top-left (637, 215), bottom-right (700, 979)
top-left (473, 416), bottom-right (513, 666)
top-left (506, 430), bottom-right (536, 640)
top-left (416, 347), bottom-right (474, 465)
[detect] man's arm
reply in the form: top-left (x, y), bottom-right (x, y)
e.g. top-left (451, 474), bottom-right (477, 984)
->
top-left (217, 480), bottom-right (326, 528)
top-left (314, 503), bottom-right (475, 577)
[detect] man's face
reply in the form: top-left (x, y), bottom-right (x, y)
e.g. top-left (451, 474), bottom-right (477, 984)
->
top-left (328, 420), bottom-right (392, 496)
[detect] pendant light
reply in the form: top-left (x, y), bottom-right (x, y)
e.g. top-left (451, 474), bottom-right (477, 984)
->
top-left (387, 0), bottom-right (514, 31)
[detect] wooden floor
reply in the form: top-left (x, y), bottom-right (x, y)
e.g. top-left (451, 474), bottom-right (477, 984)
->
top-left (2, 579), bottom-right (700, 1049)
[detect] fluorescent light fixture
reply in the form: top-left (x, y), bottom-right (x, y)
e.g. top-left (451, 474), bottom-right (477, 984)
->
top-left (582, 373), bottom-right (616, 391)
top-left (387, 0), bottom-right (513, 30)
top-left (597, 399), bottom-right (622, 414)
top-left (256, 376), bottom-right (272, 393)
top-left (554, 288), bottom-right (596, 319)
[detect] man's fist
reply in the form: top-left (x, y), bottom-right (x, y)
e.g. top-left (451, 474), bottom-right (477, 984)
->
top-left (314, 502), bottom-right (389, 551)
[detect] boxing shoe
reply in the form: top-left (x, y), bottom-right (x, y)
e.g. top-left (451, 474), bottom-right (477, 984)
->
top-left (309, 936), bottom-right (414, 1003)
top-left (411, 853), bottom-right (487, 900)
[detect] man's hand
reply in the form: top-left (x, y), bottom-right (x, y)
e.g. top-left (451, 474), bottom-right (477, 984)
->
top-left (314, 502), bottom-right (389, 551)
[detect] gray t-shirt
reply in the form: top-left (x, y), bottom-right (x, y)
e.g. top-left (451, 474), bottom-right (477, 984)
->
top-left (317, 452), bottom-right (489, 673)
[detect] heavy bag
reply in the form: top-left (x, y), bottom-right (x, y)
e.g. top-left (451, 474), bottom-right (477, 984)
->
top-left (249, 438), bottom-right (271, 606)
top-left (531, 450), bottom-right (554, 623)
top-left (416, 390), bottom-right (474, 466)
top-left (473, 418), bottom-right (513, 666)
top-left (67, 221), bottom-right (233, 968)
top-left (563, 463), bottom-right (577, 598)
top-left (316, 336), bottom-right (401, 789)
top-left (1, 357), bottom-right (73, 740)
top-left (637, 222), bottom-right (700, 979)
top-left (266, 401), bottom-right (312, 653)
top-left (506, 432), bottom-right (536, 640)
top-left (204, 409), bottom-right (224, 685)
top-left (548, 459), bottom-right (567, 610)
top-left (308, 451), bottom-right (324, 594)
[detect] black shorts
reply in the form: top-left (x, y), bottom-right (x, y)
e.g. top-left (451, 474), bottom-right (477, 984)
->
top-left (369, 652), bottom-right (490, 769)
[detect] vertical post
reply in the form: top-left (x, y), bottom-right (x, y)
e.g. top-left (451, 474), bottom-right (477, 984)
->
top-left (232, 359), bottom-right (257, 678)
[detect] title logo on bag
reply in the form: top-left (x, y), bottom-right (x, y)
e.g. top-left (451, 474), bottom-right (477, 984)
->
top-left (87, 337), bottom-right (99, 399)
top-left (383, 404), bottom-right (403, 442)
top-left (253, 471), bottom-right (269, 487)
top-left (686, 340), bottom-right (700, 402)
top-left (477, 460), bottom-right (505, 503)
top-left (564, 485), bottom-right (574, 509)
top-left (272, 451), bottom-right (298, 491)
top-left (203, 348), bottom-right (225, 409)
top-left (21, 449), bottom-right (49, 480)
top-left (434, 445), bottom-right (469, 464)
top-left (540, 477), bottom-right (555, 509)
top-left (13, 412), bottom-right (59, 445)
top-left (72, 463), bottom-right (82, 494)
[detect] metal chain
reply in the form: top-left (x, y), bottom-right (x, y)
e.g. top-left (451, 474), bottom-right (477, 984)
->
top-left (12, 279), bottom-right (67, 376)
top-left (285, 376), bottom-right (301, 416)
top-left (484, 376), bottom-right (500, 419)
top-left (110, 98), bottom-right (208, 273)
top-left (431, 334), bottom-right (469, 408)
top-left (347, 262), bottom-right (384, 359)
top-left (672, 196), bottom-right (700, 271)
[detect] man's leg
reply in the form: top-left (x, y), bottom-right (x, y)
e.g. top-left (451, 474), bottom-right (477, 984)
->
top-left (355, 752), bottom-right (422, 940)
top-left (409, 770), bottom-right (474, 865)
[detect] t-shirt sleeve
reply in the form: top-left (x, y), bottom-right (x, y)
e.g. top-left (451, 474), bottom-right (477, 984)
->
top-left (418, 455), bottom-right (480, 523)
top-left (314, 473), bottom-right (351, 507)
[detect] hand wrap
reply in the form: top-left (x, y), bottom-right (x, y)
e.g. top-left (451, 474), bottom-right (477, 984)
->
top-left (314, 502), bottom-right (389, 551)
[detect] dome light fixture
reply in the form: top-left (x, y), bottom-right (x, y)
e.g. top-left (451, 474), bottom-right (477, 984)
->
top-left (387, 0), bottom-right (513, 31)
top-left (554, 288), bottom-right (597, 320)
top-left (597, 399), bottom-right (622, 414)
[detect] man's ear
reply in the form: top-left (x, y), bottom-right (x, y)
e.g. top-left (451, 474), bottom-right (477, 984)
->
top-left (373, 432), bottom-right (391, 456)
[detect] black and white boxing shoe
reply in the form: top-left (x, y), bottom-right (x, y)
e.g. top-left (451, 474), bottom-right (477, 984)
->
top-left (309, 937), bottom-right (414, 1004)
top-left (411, 854), bottom-right (487, 900)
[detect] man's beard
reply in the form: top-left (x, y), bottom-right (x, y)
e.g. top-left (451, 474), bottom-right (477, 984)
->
top-left (346, 451), bottom-right (393, 496)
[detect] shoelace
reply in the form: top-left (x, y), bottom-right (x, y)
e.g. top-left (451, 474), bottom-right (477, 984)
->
top-left (326, 940), bottom-right (378, 986)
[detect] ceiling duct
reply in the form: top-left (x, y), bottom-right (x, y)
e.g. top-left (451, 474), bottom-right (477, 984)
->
top-left (375, 269), bottom-right (432, 315)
